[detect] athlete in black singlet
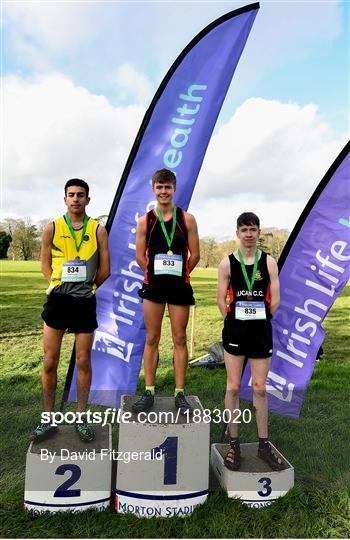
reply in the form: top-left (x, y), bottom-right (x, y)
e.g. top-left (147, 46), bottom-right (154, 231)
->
top-left (217, 212), bottom-right (284, 471)
top-left (142, 206), bottom-right (193, 298)
top-left (133, 169), bottom-right (200, 415)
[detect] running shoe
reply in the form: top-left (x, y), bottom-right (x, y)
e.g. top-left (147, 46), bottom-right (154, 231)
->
top-left (131, 390), bottom-right (154, 413)
top-left (75, 421), bottom-right (95, 442)
top-left (258, 442), bottom-right (285, 471)
top-left (175, 392), bottom-right (193, 416)
top-left (31, 423), bottom-right (57, 442)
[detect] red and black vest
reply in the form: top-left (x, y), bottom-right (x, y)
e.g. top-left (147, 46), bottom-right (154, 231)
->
top-left (227, 251), bottom-right (271, 319)
top-left (144, 207), bottom-right (190, 285)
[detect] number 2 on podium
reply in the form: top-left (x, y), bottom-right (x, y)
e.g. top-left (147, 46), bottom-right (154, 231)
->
top-left (54, 464), bottom-right (81, 497)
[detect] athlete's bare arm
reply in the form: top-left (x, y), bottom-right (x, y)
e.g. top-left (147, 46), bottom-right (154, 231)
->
top-left (95, 225), bottom-right (110, 288)
top-left (40, 222), bottom-right (54, 282)
top-left (136, 214), bottom-right (147, 271)
top-left (185, 212), bottom-right (200, 273)
top-left (267, 255), bottom-right (280, 315)
top-left (217, 256), bottom-right (230, 318)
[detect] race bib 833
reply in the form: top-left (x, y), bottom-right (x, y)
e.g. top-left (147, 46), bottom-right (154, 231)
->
top-left (154, 254), bottom-right (183, 276)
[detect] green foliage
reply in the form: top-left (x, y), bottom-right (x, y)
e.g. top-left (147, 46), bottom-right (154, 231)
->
top-left (257, 233), bottom-right (272, 252)
top-left (257, 229), bottom-right (289, 260)
top-left (1, 219), bottom-right (40, 260)
top-left (0, 261), bottom-right (349, 538)
top-left (199, 237), bottom-right (219, 268)
top-left (199, 228), bottom-right (289, 268)
top-left (0, 231), bottom-right (12, 258)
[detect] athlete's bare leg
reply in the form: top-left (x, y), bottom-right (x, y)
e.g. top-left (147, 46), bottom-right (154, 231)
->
top-left (249, 357), bottom-right (271, 438)
top-left (75, 332), bottom-right (94, 413)
top-left (42, 323), bottom-right (65, 412)
top-left (168, 304), bottom-right (190, 388)
top-left (143, 299), bottom-right (166, 386)
top-left (224, 352), bottom-right (245, 437)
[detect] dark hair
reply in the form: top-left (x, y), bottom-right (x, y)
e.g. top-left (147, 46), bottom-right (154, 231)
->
top-left (237, 212), bottom-right (260, 229)
top-left (64, 178), bottom-right (89, 197)
top-left (152, 169), bottom-right (176, 188)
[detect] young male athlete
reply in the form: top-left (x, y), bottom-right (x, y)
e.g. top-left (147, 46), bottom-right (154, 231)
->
top-left (32, 179), bottom-right (110, 442)
top-left (133, 169), bottom-right (200, 414)
top-left (217, 212), bottom-right (284, 471)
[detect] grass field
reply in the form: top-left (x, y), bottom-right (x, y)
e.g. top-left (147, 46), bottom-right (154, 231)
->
top-left (0, 260), bottom-right (349, 538)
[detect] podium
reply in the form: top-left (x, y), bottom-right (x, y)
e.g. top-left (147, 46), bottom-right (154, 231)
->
top-left (24, 425), bottom-right (112, 513)
top-left (211, 442), bottom-right (294, 508)
top-left (116, 395), bottom-right (209, 518)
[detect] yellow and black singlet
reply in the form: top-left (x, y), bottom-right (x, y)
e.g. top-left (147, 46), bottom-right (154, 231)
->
top-left (47, 215), bottom-right (99, 297)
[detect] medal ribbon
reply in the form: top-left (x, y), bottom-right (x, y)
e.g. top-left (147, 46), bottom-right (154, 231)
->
top-left (156, 206), bottom-right (177, 253)
top-left (65, 214), bottom-right (89, 253)
top-left (238, 248), bottom-right (259, 295)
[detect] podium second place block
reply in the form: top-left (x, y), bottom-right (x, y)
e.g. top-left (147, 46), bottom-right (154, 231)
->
top-left (24, 424), bottom-right (112, 513)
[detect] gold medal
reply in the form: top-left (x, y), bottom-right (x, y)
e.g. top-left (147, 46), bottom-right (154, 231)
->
top-left (167, 250), bottom-right (173, 256)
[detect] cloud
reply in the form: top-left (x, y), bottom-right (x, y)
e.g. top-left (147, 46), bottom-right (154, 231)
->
top-left (3, 2), bottom-right (343, 93)
top-left (3, 75), bottom-right (346, 237)
top-left (195, 97), bottom-right (346, 202)
top-left (114, 64), bottom-right (154, 105)
top-left (3, 2), bottom-right (118, 73)
top-left (3, 2), bottom-right (98, 51)
top-left (3, 73), bottom-right (145, 221)
top-left (189, 198), bottom-right (306, 241)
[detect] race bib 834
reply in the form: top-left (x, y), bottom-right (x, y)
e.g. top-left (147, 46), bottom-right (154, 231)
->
top-left (61, 260), bottom-right (87, 282)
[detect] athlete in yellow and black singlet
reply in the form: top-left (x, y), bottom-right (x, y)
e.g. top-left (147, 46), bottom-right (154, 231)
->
top-left (32, 179), bottom-right (110, 443)
top-left (42, 214), bottom-right (101, 334)
top-left (48, 214), bottom-right (99, 297)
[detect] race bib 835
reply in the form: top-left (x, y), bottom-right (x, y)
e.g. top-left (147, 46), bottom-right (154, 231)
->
top-left (235, 301), bottom-right (266, 321)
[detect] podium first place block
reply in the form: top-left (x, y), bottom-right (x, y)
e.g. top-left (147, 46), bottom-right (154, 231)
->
top-left (116, 395), bottom-right (210, 518)
top-left (24, 424), bottom-right (112, 513)
top-left (211, 442), bottom-right (294, 508)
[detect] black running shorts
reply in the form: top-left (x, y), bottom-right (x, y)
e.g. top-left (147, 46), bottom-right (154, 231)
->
top-left (42, 290), bottom-right (98, 333)
top-left (138, 282), bottom-right (195, 306)
top-left (222, 315), bottom-right (273, 358)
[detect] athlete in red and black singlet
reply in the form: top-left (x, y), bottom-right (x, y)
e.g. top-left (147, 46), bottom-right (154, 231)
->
top-left (223, 250), bottom-right (273, 359)
top-left (218, 213), bottom-right (283, 473)
top-left (227, 251), bottom-right (271, 320)
top-left (144, 207), bottom-right (190, 285)
top-left (134, 169), bottom-right (200, 416)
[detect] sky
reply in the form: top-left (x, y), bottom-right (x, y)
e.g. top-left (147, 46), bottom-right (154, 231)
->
top-left (2, 0), bottom-right (349, 239)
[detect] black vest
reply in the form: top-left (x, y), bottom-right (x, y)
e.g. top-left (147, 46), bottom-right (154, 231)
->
top-left (228, 251), bottom-right (271, 320)
top-left (145, 207), bottom-right (189, 285)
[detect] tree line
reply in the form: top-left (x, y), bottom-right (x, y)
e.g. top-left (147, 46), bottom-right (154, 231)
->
top-left (0, 218), bottom-right (45, 260)
top-left (0, 218), bottom-right (289, 263)
top-left (199, 228), bottom-right (289, 267)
